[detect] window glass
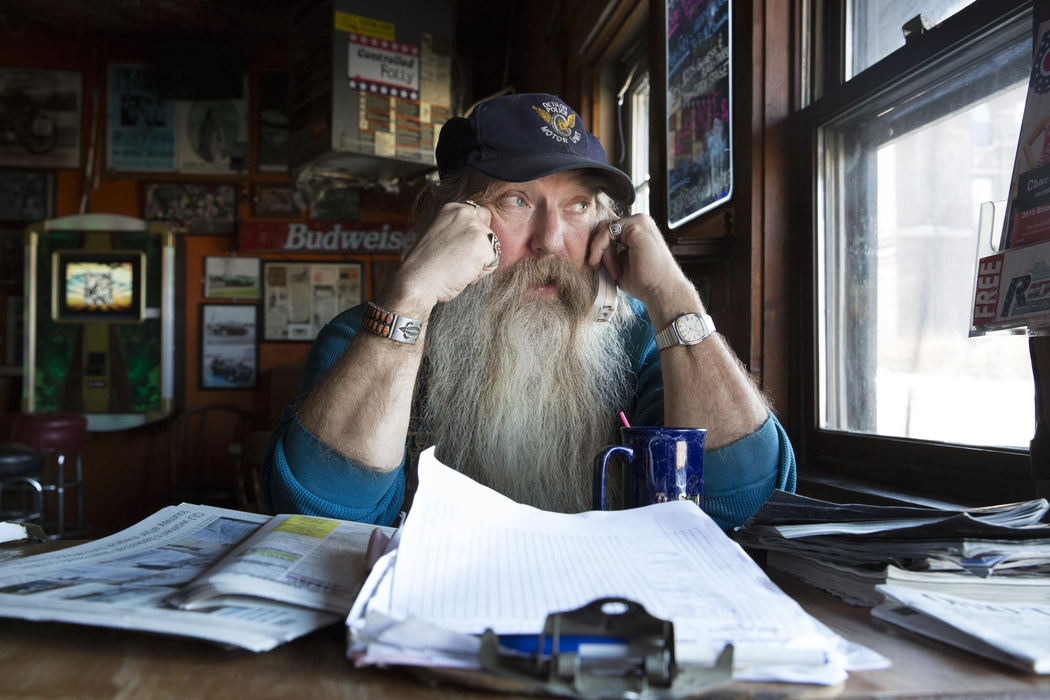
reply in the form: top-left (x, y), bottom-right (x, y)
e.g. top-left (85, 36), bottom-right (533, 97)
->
top-left (819, 32), bottom-right (1034, 448)
top-left (847, 0), bottom-right (977, 77)
top-left (630, 75), bottom-right (651, 216)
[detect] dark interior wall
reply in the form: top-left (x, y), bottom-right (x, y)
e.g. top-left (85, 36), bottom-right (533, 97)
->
top-left (1, 0), bottom-right (774, 536)
top-left (0, 19), bottom-right (412, 535)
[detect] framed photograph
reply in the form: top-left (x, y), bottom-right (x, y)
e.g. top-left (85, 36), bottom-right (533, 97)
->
top-left (203, 256), bottom-right (260, 299)
top-left (200, 303), bottom-right (257, 389)
top-left (175, 81), bottom-right (249, 174)
top-left (307, 185), bottom-right (360, 220)
top-left (0, 67), bottom-right (82, 169)
top-left (262, 260), bottom-right (363, 341)
top-left (666, 0), bottom-right (733, 229)
top-left (144, 182), bottom-right (237, 234)
top-left (107, 64), bottom-right (176, 171)
top-left (0, 170), bottom-right (53, 222)
top-left (253, 183), bottom-right (301, 218)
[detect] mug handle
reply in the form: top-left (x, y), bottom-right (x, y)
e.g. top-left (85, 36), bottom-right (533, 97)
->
top-left (592, 445), bottom-right (633, 510)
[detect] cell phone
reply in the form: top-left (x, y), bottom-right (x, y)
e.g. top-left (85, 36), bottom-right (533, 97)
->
top-left (591, 266), bottom-right (618, 322)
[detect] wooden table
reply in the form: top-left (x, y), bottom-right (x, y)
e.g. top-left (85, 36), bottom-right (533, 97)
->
top-left (0, 551), bottom-right (1047, 698)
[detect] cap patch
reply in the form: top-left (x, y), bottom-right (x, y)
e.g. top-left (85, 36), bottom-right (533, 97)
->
top-left (532, 102), bottom-right (581, 145)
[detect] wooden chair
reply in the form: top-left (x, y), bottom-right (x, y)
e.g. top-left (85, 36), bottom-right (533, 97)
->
top-left (166, 404), bottom-right (258, 511)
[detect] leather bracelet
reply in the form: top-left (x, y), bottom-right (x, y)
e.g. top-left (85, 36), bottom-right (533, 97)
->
top-left (363, 301), bottom-right (422, 344)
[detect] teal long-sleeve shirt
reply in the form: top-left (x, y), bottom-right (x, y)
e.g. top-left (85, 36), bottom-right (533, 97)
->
top-left (259, 298), bottom-right (797, 530)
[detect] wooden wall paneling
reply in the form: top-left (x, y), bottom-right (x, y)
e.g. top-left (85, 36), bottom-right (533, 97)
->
top-left (750, 0), bottom-right (794, 428)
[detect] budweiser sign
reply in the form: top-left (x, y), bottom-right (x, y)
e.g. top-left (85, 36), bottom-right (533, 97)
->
top-left (238, 221), bottom-right (417, 253)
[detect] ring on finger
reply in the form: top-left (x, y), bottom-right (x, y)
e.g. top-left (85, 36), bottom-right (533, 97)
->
top-left (485, 232), bottom-right (501, 269)
top-left (609, 221), bottom-right (622, 239)
top-left (465, 199), bottom-right (480, 215)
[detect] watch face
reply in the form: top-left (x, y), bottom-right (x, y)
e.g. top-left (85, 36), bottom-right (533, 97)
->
top-left (675, 313), bottom-right (708, 342)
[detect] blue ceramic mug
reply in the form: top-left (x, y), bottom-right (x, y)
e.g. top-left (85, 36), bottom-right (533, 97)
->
top-left (592, 426), bottom-right (706, 510)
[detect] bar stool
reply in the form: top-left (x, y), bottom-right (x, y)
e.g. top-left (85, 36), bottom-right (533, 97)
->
top-left (0, 413), bottom-right (87, 539)
top-left (0, 444), bottom-right (45, 527)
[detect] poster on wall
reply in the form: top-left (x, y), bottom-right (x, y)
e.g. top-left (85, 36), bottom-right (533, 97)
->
top-left (107, 64), bottom-right (176, 171)
top-left (144, 183), bottom-right (236, 234)
top-left (262, 261), bottom-right (363, 341)
top-left (200, 303), bottom-right (257, 390)
top-left (666, 0), bottom-right (732, 229)
top-left (175, 81), bottom-right (249, 173)
top-left (0, 67), bottom-right (82, 169)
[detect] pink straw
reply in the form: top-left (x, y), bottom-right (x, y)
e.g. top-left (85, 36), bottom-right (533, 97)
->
top-left (618, 411), bottom-right (631, 428)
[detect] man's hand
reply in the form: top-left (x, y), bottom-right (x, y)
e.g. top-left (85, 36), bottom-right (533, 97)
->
top-left (586, 214), bottom-right (701, 323)
top-left (384, 202), bottom-right (500, 315)
top-left (587, 212), bottom-right (769, 447)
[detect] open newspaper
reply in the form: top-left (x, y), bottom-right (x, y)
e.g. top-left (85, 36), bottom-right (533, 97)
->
top-left (873, 584), bottom-right (1050, 674)
top-left (346, 448), bottom-right (890, 687)
top-left (0, 504), bottom-right (391, 651)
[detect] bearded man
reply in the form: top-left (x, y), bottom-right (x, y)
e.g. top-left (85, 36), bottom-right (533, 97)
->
top-left (260, 93), bottom-right (796, 529)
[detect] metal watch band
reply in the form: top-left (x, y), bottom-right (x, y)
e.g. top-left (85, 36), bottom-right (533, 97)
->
top-left (655, 312), bottom-right (715, 351)
top-left (363, 301), bottom-right (422, 345)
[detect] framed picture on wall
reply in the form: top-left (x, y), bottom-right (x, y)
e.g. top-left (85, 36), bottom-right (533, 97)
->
top-left (0, 67), bottom-right (82, 169)
top-left (174, 81), bottom-right (249, 174)
top-left (200, 303), bottom-right (257, 389)
top-left (666, 0), bottom-right (733, 229)
top-left (253, 183), bottom-right (301, 218)
top-left (203, 256), bottom-right (260, 299)
top-left (0, 170), bottom-right (54, 222)
top-left (144, 182), bottom-right (237, 234)
top-left (262, 260), bottom-right (363, 341)
top-left (107, 64), bottom-right (176, 171)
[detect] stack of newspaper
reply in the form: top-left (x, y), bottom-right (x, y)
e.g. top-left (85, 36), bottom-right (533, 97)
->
top-left (734, 491), bottom-right (1050, 673)
top-left (344, 448), bottom-right (889, 688)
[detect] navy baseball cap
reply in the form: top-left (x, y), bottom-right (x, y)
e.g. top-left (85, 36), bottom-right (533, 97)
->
top-left (436, 93), bottom-right (635, 205)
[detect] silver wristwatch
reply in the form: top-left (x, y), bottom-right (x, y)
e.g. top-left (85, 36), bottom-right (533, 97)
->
top-left (655, 312), bottom-right (715, 350)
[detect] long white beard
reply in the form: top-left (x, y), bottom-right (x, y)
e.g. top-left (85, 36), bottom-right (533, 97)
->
top-left (422, 257), bottom-right (633, 513)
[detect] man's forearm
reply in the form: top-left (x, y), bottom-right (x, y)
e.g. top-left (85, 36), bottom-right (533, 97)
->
top-left (643, 280), bottom-right (769, 449)
top-left (298, 325), bottom-right (425, 470)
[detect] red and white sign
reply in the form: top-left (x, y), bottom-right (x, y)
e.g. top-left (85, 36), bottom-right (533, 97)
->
top-left (971, 253), bottom-right (1004, 327)
top-left (970, 240), bottom-right (1050, 334)
top-left (347, 34), bottom-right (420, 100)
top-left (238, 221), bottom-right (417, 254)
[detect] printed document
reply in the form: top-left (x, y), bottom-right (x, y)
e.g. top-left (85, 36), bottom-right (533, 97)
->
top-left (874, 584), bottom-right (1050, 673)
top-left (348, 448), bottom-right (888, 685)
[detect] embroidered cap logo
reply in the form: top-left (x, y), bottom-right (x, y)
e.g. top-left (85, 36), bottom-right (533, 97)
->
top-left (531, 101), bottom-right (583, 145)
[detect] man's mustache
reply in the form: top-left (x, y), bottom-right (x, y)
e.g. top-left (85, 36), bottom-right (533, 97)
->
top-left (493, 256), bottom-right (596, 313)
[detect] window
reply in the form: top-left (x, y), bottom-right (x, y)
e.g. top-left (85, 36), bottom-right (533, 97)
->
top-left (612, 37), bottom-right (651, 215)
top-left (847, 0), bottom-right (978, 77)
top-left (627, 74), bottom-right (651, 215)
top-left (801, 0), bottom-right (1035, 501)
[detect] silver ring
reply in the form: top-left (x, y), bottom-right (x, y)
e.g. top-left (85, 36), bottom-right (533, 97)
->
top-left (609, 221), bottom-right (622, 239)
top-left (465, 199), bottom-right (480, 215)
top-left (485, 232), bottom-right (501, 269)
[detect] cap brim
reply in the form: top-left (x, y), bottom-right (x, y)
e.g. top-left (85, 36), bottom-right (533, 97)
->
top-left (470, 152), bottom-right (636, 205)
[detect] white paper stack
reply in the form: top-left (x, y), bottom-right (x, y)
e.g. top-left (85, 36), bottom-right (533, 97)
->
top-left (346, 447), bottom-right (888, 686)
